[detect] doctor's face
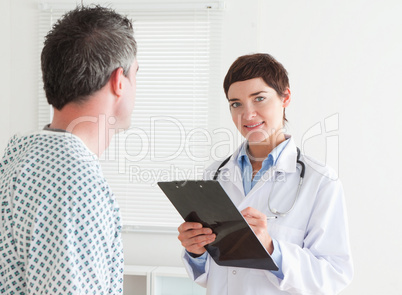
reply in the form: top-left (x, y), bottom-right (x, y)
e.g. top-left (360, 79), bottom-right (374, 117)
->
top-left (228, 77), bottom-right (290, 144)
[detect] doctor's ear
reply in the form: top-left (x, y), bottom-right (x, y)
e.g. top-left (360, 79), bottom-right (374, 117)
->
top-left (282, 88), bottom-right (291, 108)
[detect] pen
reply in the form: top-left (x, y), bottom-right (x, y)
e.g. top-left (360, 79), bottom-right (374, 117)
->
top-left (267, 216), bottom-right (277, 220)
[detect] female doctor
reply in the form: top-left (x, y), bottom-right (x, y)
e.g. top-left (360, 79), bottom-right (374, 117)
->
top-left (177, 53), bottom-right (353, 294)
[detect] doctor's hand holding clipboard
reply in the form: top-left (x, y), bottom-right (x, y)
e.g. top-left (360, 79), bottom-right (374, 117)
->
top-left (178, 206), bottom-right (274, 256)
top-left (177, 53), bottom-right (354, 295)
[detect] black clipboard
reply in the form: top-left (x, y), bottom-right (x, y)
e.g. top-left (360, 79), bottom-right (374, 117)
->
top-left (157, 180), bottom-right (278, 271)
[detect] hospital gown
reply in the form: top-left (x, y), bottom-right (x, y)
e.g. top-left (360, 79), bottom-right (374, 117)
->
top-left (0, 131), bottom-right (124, 294)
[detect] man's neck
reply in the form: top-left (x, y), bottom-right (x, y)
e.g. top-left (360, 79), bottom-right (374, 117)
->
top-left (50, 102), bottom-right (114, 157)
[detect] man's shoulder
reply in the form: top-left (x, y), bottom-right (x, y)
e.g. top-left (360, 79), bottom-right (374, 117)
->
top-left (1, 132), bottom-right (41, 171)
top-left (1, 131), bottom-right (101, 180)
top-left (38, 132), bottom-right (98, 167)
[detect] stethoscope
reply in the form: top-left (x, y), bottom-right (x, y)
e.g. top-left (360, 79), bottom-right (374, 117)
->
top-left (213, 147), bottom-right (305, 218)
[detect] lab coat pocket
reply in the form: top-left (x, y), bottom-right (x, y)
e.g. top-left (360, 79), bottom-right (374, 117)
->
top-left (268, 223), bottom-right (305, 247)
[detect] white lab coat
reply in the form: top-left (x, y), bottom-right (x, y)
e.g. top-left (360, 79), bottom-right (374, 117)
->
top-left (182, 137), bottom-right (353, 295)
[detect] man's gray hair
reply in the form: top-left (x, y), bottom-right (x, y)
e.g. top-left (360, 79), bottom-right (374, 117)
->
top-left (41, 5), bottom-right (137, 110)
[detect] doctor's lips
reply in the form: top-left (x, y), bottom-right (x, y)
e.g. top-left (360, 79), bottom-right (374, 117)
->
top-left (244, 121), bottom-right (264, 129)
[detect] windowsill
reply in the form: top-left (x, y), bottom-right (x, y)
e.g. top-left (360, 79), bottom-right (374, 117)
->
top-left (122, 224), bottom-right (179, 234)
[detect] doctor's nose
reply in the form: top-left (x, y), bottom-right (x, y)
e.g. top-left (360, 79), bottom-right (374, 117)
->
top-left (242, 105), bottom-right (257, 120)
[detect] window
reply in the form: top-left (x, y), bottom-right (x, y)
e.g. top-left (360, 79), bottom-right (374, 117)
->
top-left (38, 2), bottom-right (224, 232)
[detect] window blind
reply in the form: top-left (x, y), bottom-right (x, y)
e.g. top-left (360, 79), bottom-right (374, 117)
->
top-left (38, 2), bottom-right (224, 232)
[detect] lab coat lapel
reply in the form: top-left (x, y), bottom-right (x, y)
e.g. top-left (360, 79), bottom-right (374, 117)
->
top-left (274, 137), bottom-right (298, 174)
top-left (247, 168), bottom-right (275, 196)
top-left (225, 161), bottom-right (244, 195)
top-left (217, 145), bottom-right (245, 197)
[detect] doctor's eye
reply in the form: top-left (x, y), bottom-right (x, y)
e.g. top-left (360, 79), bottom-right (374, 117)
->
top-left (230, 102), bottom-right (241, 108)
top-left (255, 96), bottom-right (265, 102)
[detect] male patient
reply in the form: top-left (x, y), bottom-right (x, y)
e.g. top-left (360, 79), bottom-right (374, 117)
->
top-left (0, 6), bottom-right (138, 294)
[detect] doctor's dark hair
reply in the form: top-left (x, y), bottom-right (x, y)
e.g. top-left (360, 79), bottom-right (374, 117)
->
top-left (223, 53), bottom-right (290, 122)
top-left (41, 5), bottom-right (137, 110)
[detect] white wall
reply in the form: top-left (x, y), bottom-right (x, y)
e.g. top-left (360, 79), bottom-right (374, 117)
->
top-left (1, 0), bottom-right (38, 143)
top-left (255, 2), bottom-right (402, 294)
top-left (1, 0), bottom-right (402, 294)
top-left (0, 0), bottom-right (11, 148)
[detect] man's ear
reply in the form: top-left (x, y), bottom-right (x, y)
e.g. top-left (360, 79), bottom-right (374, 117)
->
top-left (111, 67), bottom-right (125, 97)
top-left (282, 88), bottom-right (291, 107)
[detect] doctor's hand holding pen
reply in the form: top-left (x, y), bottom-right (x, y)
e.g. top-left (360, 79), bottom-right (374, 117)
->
top-left (241, 207), bottom-right (274, 255)
top-left (177, 206), bottom-right (273, 256)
